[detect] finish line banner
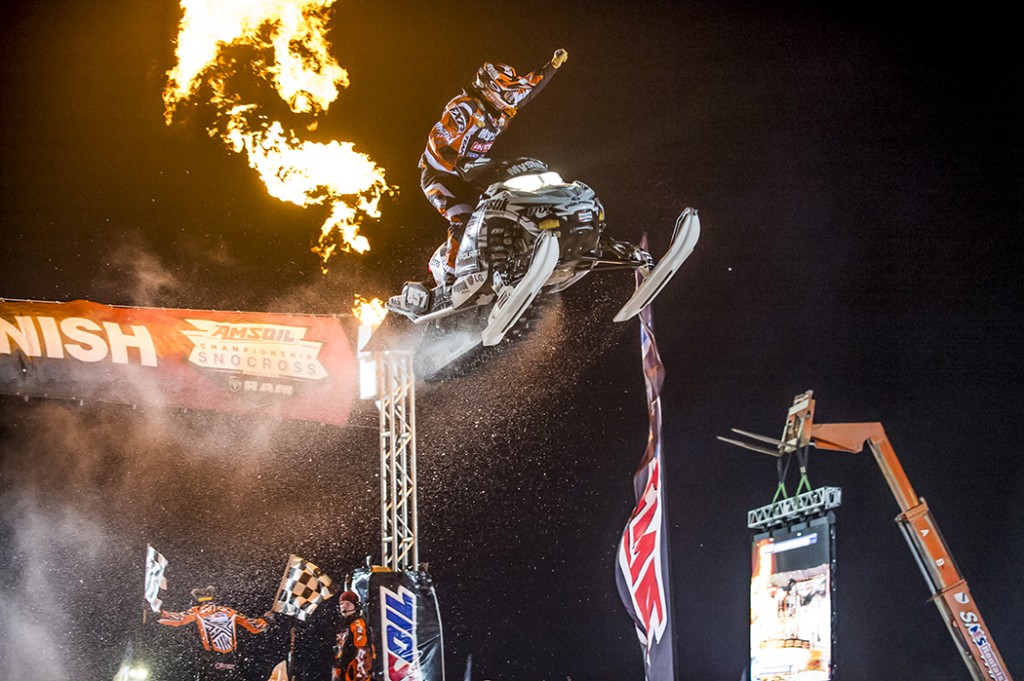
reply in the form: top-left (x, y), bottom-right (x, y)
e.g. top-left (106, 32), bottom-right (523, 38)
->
top-left (0, 299), bottom-right (358, 426)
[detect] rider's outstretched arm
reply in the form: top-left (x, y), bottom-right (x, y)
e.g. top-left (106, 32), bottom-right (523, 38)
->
top-left (513, 48), bottom-right (568, 112)
top-left (157, 609), bottom-right (197, 626)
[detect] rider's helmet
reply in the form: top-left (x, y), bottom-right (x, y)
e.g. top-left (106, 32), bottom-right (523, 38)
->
top-left (339, 590), bottom-right (360, 616)
top-left (472, 63), bottom-right (533, 118)
top-left (190, 586), bottom-right (216, 603)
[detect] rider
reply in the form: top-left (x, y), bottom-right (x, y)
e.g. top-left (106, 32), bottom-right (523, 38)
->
top-left (391, 49), bottom-right (568, 318)
top-left (157, 585), bottom-right (272, 679)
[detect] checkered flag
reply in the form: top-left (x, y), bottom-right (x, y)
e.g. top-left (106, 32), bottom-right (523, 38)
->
top-left (272, 554), bottom-right (335, 621)
top-left (144, 544), bottom-right (168, 613)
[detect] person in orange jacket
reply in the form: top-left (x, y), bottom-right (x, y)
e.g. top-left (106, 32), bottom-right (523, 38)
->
top-left (331, 591), bottom-right (375, 681)
top-left (158, 585), bottom-right (272, 679)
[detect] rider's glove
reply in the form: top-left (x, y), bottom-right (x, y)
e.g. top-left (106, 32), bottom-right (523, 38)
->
top-left (457, 156), bottom-right (499, 187)
top-left (552, 49), bottom-right (568, 68)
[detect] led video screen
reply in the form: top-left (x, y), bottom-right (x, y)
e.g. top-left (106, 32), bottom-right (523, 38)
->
top-left (750, 514), bottom-right (835, 681)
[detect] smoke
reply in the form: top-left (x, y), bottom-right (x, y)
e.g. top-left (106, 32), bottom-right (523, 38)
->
top-left (96, 235), bottom-right (184, 307)
top-left (0, 264), bottom-right (643, 680)
top-left (91, 227), bottom-right (379, 317)
top-left (0, 200), bottom-right (644, 681)
top-left (0, 391), bottom-right (378, 680)
top-left (0, 491), bottom-right (110, 680)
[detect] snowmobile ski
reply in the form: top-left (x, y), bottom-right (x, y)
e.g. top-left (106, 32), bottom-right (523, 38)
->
top-left (384, 158), bottom-right (704, 378)
top-left (481, 231), bottom-right (560, 347)
top-left (613, 207), bottom-right (700, 322)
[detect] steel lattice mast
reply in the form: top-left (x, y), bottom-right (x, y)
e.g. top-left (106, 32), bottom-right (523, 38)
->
top-left (372, 350), bottom-right (419, 571)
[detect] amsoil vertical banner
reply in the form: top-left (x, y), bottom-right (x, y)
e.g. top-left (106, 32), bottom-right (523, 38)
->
top-left (352, 569), bottom-right (445, 681)
top-left (615, 258), bottom-right (676, 680)
top-left (0, 298), bottom-right (358, 426)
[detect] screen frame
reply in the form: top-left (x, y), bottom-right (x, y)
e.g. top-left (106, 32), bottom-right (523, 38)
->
top-left (749, 511), bottom-right (837, 681)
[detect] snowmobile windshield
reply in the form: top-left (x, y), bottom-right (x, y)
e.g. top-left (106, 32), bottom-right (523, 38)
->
top-left (503, 171), bottom-right (564, 191)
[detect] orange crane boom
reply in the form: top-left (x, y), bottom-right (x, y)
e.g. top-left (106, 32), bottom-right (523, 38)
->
top-left (790, 394), bottom-right (1012, 681)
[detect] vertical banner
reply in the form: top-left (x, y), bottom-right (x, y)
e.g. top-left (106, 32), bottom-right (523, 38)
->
top-left (615, 246), bottom-right (676, 680)
top-left (0, 298), bottom-right (358, 426)
top-left (352, 569), bottom-right (445, 681)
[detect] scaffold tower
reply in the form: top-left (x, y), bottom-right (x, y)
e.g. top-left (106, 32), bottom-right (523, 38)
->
top-left (373, 350), bottom-right (419, 571)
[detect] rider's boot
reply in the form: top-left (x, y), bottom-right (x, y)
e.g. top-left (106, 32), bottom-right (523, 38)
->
top-left (386, 217), bottom-right (468, 320)
top-left (387, 239), bottom-right (459, 320)
top-left (387, 278), bottom-right (458, 320)
top-left (387, 281), bottom-right (432, 319)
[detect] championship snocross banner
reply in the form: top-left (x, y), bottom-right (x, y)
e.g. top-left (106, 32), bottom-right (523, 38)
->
top-left (0, 299), bottom-right (358, 426)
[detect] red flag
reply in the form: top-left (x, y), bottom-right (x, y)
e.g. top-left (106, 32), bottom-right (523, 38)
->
top-left (615, 237), bottom-right (675, 679)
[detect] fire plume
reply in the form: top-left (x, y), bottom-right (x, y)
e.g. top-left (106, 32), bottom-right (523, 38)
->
top-left (164, 0), bottom-right (393, 267)
top-left (352, 294), bottom-right (387, 330)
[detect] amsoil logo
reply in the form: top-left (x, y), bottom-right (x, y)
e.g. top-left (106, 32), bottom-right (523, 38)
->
top-left (379, 585), bottom-right (424, 681)
top-left (181, 320), bottom-right (327, 380)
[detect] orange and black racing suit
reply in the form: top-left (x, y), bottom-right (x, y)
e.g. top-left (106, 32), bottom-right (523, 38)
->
top-left (418, 59), bottom-right (560, 277)
top-left (332, 611), bottom-right (375, 681)
top-left (159, 604), bottom-right (269, 679)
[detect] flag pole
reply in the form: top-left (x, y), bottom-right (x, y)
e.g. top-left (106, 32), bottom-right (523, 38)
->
top-left (643, 295), bottom-right (679, 679)
top-left (287, 625), bottom-right (295, 681)
top-left (628, 234), bottom-right (677, 680)
top-left (637, 249), bottom-right (679, 676)
top-left (656, 360), bottom-right (680, 679)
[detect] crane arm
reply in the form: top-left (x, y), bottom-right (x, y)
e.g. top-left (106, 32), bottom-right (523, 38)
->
top-left (809, 421), bottom-right (1012, 681)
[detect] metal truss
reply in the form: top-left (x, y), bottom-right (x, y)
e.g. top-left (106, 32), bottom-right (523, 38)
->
top-left (374, 351), bottom-right (419, 571)
top-left (747, 485), bottom-right (842, 530)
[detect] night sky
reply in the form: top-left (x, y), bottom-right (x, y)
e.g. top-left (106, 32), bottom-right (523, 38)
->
top-left (1, 2), bottom-right (1022, 680)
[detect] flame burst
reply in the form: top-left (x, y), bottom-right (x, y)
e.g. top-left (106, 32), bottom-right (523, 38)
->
top-left (164, 0), bottom-right (393, 267)
top-left (353, 294), bottom-right (387, 351)
top-left (352, 294), bottom-right (387, 329)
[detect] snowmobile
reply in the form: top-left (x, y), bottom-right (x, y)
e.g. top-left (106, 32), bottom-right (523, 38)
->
top-left (384, 157), bottom-right (699, 377)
